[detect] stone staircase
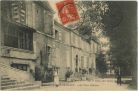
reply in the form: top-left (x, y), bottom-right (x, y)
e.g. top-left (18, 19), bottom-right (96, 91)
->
top-left (1, 75), bottom-right (40, 90)
top-left (0, 61), bottom-right (40, 90)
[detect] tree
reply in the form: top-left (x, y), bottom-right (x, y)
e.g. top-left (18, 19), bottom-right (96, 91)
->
top-left (103, 1), bottom-right (137, 77)
top-left (96, 53), bottom-right (108, 75)
top-left (68, 1), bottom-right (109, 41)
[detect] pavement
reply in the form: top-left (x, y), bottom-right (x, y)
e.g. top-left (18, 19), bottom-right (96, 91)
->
top-left (32, 78), bottom-right (136, 91)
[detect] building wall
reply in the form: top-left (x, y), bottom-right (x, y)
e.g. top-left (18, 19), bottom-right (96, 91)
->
top-left (53, 23), bottom-right (72, 80)
top-left (0, 1), bottom-right (35, 68)
top-left (28, 2), bottom-right (55, 82)
top-left (0, 1), bottom-right (99, 81)
top-left (0, 2), bottom-right (34, 80)
top-left (54, 21), bottom-right (99, 79)
top-left (0, 1), bottom-right (54, 81)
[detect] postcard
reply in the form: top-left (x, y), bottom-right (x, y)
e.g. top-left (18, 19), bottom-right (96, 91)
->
top-left (0, 0), bottom-right (137, 91)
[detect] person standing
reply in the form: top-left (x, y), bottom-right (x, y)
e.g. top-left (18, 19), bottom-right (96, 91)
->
top-left (116, 67), bottom-right (122, 85)
top-left (53, 68), bottom-right (59, 87)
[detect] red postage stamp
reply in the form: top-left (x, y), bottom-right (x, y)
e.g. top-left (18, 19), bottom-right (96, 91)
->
top-left (56, 0), bottom-right (80, 25)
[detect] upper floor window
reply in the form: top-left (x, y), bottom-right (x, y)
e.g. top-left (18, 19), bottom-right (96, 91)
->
top-left (44, 12), bottom-right (53, 35)
top-left (62, 32), bottom-right (65, 42)
top-left (55, 30), bottom-right (59, 40)
top-left (59, 32), bottom-right (62, 41)
top-left (11, 1), bottom-right (26, 24)
top-left (3, 22), bottom-right (33, 51)
top-left (35, 4), bottom-right (44, 32)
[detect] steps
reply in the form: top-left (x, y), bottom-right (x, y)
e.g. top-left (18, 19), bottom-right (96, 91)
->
top-left (0, 61), bottom-right (40, 90)
top-left (1, 75), bottom-right (40, 90)
top-left (0, 62), bottom-right (33, 82)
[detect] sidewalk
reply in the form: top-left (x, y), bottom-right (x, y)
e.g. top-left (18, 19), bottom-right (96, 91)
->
top-left (38, 78), bottom-right (133, 91)
top-left (42, 77), bottom-right (132, 86)
top-left (39, 80), bottom-right (130, 91)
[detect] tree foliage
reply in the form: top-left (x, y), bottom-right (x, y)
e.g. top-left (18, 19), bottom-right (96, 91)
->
top-left (103, 2), bottom-right (137, 76)
top-left (96, 53), bottom-right (108, 74)
top-left (68, 1), bottom-right (109, 40)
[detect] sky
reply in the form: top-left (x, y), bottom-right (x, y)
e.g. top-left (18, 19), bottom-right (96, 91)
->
top-left (48, 0), bottom-right (59, 22)
top-left (48, 0), bottom-right (111, 53)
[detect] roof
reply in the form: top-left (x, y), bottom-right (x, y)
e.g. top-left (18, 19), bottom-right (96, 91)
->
top-left (91, 36), bottom-right (100, 44)
top-left (54, 20), bottom-right (90, 43)
top-left (54, 20), bottom-right (71, 32)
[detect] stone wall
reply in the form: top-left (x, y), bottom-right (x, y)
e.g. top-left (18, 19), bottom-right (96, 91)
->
top-left (0, 1), bottom-right (99, 82)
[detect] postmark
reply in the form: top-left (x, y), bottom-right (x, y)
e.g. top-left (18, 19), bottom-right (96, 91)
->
top-left (56, 0), bottom-right (80, 25)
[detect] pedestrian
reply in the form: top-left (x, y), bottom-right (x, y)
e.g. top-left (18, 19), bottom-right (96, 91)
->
top-left (116, 67), bottom-right (121, 85)
top-left (53, 68), bottom-right (59, 87)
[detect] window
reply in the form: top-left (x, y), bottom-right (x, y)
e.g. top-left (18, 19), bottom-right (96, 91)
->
top-left (40, 45), bottom-right (51, 66)
top-left (59, 32), bottom-right (62, 41)
top-left (72, 34), bottom-right (75, 43)
top-left (4, 23), bottom-right (33, 51)
top-left (4, 25), bottom-right (18, 48)
top-left (55, 30), bottom-right (59, 40)
top-left (44, 11), bottom-right (53, 35)
top-left (55, 30), bottom-right (62, 41)
top-left (11, 63), bottom-right (28, 71)
top-left (62, 32), bottom-right (65, 42)
top-left (11, 1), bottom-right (26, 24)
top-left (47, 46), bottom-right (51, 54)
top-left (35, 4), bottom-right (44, 31)
top-left (81, 56), bottom-right (84, 67)
top-left (75, 55), bottom-right (78, 72)
top-left (2, 1), bottom-right (33, 51)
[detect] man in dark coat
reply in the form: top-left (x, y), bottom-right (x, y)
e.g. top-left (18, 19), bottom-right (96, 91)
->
top-left (116, 67), bottom-right (122, 85)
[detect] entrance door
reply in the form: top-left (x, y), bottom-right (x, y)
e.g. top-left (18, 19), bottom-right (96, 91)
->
top-left (40, 45), bottom-right (52, 82)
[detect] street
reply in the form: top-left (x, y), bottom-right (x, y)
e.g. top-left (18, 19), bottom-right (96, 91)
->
top-left (34, 78), bottom-right (132, 91)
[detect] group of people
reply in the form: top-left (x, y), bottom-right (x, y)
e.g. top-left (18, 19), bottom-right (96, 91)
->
top-left (35, 66), bottom-right (122, 87)
top-left (53, 68), bottom-right (122, 87)
top-left (34, 65), bottom-right (60, 87)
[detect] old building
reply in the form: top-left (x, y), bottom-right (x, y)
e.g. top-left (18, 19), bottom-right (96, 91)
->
top-left (53, 21), bottom-right (71, 80)
top-left (0, 1), bottom-right (36, 82)
top-left (0, 1), bottom-right (99, 87)
top-left (54, 21), bottom-right (99, 80)
top-left (0, 0), bottom-right (55, 83)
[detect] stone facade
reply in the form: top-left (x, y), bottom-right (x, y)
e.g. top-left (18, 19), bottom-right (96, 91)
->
top-left (50, 21), bottom-right (99, 80)
top-left (0, 1), bottom-right (99, 82)
top-left (0, 1), bottom-right (37, 81)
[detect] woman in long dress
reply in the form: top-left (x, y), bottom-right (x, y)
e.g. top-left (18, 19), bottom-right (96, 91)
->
top-left (53, 69), bottom-right (59, 87)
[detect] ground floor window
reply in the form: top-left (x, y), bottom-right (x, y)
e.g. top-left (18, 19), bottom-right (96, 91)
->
top-left (11, 63), bottom-right (28, 71)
